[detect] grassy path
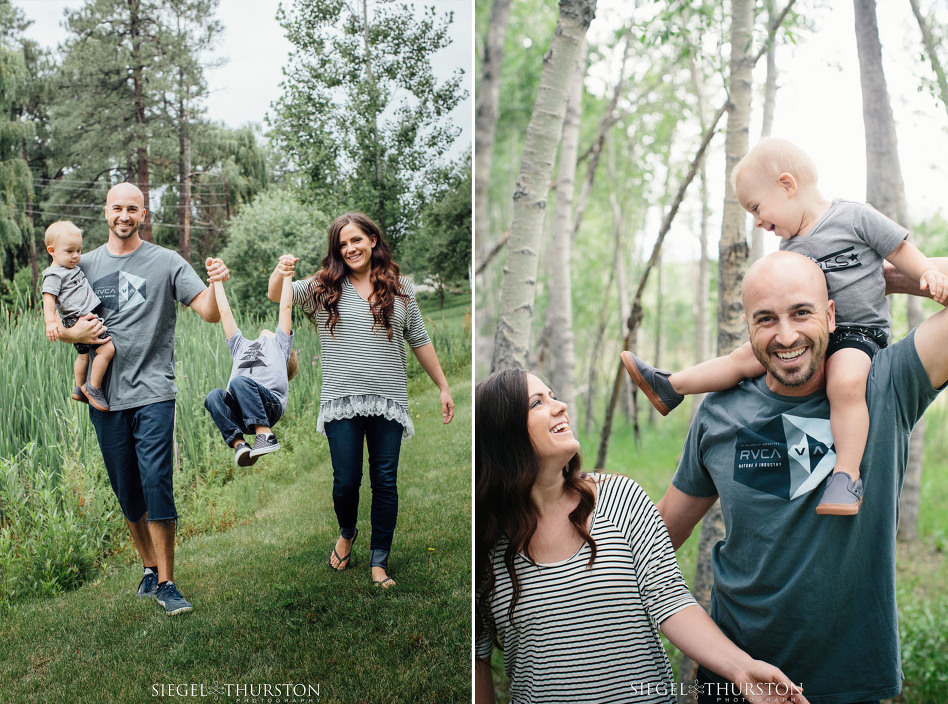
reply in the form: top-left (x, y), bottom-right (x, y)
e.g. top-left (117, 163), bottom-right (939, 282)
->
top-left (0, 373), bottom-right (471, 704)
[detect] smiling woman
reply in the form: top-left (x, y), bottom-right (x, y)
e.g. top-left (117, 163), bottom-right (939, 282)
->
top-left (474, 369), bottom-right (808, 704)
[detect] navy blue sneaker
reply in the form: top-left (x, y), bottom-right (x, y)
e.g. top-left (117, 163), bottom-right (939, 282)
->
top-left (620, 351), bottom-right (684, 416)
top-left (137, 571), bottom-right (158, 599)
top-left (156, 582), bottom-right (193, 615)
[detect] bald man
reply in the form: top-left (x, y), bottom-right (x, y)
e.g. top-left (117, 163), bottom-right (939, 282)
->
top-left (58, 182), bottom-right (228, 615)
top-left (657, 251), bottom-right (948, 704)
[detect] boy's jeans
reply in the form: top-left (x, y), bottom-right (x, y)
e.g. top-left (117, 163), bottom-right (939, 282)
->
top-left (204, 376), bottom-right (283, 447)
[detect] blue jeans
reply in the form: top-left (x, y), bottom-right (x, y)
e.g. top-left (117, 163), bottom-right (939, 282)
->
top-left (204, 376), bottom-right (284, 447)
top-left (90, 401), bottom-right (177, 522)
top-left (324, 415), bottom-right (403, 569)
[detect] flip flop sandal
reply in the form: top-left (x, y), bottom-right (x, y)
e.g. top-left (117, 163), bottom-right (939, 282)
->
top-left (373, 576), bottom-right (396, 589)
top-left (328, 528), bottom-right (358, 571)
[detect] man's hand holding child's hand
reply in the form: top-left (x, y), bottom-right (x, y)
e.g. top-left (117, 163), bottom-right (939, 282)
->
top-left (920, 268), bottom-right (948, 305)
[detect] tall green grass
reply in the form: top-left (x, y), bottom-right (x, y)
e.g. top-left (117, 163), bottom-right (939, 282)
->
top-left (1, 291), bottom-right (471, 608)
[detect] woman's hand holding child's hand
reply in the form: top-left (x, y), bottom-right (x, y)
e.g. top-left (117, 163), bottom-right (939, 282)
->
top-left (278, 254), bottom-right (298, 278)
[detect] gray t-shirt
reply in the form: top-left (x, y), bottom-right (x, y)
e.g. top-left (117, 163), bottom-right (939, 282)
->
top-left (42, 264), bottom-right (101, 319)
top-left (226, 327), bottom-right (294, 410)
top-left (79, 241), bottom-right (206, 411)
top-left (673, 330), bottom-right (941, 703)
top-left (780, 199), bottom-right (907, 334)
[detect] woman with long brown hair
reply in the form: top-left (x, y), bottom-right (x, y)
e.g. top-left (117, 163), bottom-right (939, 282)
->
top-left (474, 369), bottom-right (807, 704)
top-left (268, 212), bottom-right (454, 588)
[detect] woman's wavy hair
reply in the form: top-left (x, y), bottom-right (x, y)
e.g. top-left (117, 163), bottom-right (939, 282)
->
top-left (306, 212), bottom-right (406, 340)
top-left (475, 369), bottom-right (597, 641)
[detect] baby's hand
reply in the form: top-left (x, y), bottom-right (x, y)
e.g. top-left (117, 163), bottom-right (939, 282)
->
top-left (46, 321), bottom-right (62, 342)
top-left (920, 268), bottom-right (948, 304)
top-left (278, 254), bottom-right (298, 277)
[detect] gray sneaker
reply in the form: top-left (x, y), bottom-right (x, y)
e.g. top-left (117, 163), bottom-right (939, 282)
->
top-left (250, 433), bottom-right (280, 458)
top-left (82, 383), bottom-right (110, 412)
top-left (619, 351), bottom-right (684, 415)
top-left (156, 581), bottom-right (193, 615)
top-left (234, 442), bottom-right (258, 467)
top-left (816, 472), bottom-right (864, 516)
top-left (137, 571), bottom-right (158, 599)
top-left (72, 385), bottom-right (89, 404)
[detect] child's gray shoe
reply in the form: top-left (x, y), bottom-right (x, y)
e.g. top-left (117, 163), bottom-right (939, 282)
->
top-left (234, 441), bottom-right (258, 467)
top-left (82, 383), bottom-right (110, 412)
top-left (816, 472), bottom-right (863, 516)
top-left (72, 385), bottom-right (89, 404)
top-left (620, 351), bottom-right (683, 415)
top-left (250, 433), bottom-right (280, 458)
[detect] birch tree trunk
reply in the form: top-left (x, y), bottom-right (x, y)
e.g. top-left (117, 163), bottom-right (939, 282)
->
top-left (678, 1), bottom-right (754, 697)
top-left (853, 0), bottom-right (926, 542)
top-left (909, 0), bottom-right (948, 125)
top-left (474, 0), bottom-right (512, 257)
top-left (490, 0), bottom-right (596, 372)
top-left (688, 59), bottom-right (711, 419)
top-left (547, 43), bottom-right (586, 414)
top-left (751, 0), bottom-right (779, 263)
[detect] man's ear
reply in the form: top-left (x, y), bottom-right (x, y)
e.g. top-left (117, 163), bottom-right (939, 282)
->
top-left (826, 299), bottom-right (836, 333)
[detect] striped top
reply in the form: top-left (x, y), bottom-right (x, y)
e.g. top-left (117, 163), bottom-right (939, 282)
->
top-left (476, 473), bottom-right (697, 704)
top-left (292, 276), bottom-right (431, 438)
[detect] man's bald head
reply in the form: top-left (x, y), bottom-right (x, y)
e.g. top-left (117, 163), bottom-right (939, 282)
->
top-left (106, 182), bottom-right (144, 207)
top-left (742, 251), bottom-right (828, 315)
top-left (105, 182), bottom-right (146, 242)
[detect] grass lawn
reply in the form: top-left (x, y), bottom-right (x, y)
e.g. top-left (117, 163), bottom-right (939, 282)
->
top-left (0, 368), bottom-right (472, 704)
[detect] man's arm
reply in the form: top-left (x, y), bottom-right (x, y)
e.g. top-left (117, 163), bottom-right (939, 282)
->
top-left (56, 313), bottom-right (109, 345)
top-left (656, 485), bottom-right (718, 550)
top-left (914, 305), bottom-right (948, 388)
top-left (884, 256), bottom-right (948, 299)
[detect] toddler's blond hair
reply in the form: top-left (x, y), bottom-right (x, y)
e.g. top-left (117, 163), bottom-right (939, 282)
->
top-left (731, 138), bottom-right (819, 192)
top-left (44, 220), bottom-right (83, 248)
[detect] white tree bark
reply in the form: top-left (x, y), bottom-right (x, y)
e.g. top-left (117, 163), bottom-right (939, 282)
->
top-left (547, 42), bottom-right (586, 413)
top-left (491, 0), bottom-right (597, 372)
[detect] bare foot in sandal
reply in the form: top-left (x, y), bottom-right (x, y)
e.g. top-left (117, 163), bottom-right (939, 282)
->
top-left (329, 528), bottom-right (358, 571)
top-left (371, 566), bottom-right (395, 588)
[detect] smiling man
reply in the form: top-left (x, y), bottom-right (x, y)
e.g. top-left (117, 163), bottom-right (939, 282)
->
top-left (657, 251), bottom-right (948, 704)
top-left (57, 182), bottom-right (229, 615)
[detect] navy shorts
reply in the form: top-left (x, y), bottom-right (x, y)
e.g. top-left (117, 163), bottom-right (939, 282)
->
top-left (827, 324), bottom-right (888, 360)
top-left (90, 401), bottom-right (177, 522)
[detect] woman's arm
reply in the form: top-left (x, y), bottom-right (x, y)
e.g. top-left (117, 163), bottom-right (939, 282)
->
top-left (269, 254), bottom-right (298, 302)
top-left (410, 343), bottom-right (454, 424)
top-left (474, 658), bottom-right (497, 704)
top-left (660, 605), bottom-right (807, 704)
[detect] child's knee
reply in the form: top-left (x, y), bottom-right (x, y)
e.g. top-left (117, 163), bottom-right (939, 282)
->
top-left (204, 388), bottom-right (225, 409)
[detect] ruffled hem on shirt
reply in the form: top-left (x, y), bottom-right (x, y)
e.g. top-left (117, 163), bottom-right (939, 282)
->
top-left (317, 395), bottom-right (415, 439)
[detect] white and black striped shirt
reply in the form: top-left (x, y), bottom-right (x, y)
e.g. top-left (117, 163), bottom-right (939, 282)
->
top-left (292, 276), bottom-right (431, 437)
top-left (476, 473), bottom-right (697, 703)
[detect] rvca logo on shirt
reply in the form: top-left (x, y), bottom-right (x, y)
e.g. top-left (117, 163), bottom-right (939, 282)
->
top-left (93, 271), bottom-right (147, 312)
top-left (734, 414), bottom-right (835, 500)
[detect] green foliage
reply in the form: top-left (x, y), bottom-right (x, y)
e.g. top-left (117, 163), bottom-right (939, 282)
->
top-left (270, 0), bottom-right (466, 249)
top-left (402, 152), bottom-right (472, 297)
top-left (219, 188), bottom-right (329, 316)
top-left (900, 597), bottom-right (948, 703)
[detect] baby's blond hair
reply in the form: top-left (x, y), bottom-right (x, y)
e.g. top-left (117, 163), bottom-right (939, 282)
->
top-left (44, 220), bottom-right (83, 248)
top-left (731, 138), bottom-right (819, 192)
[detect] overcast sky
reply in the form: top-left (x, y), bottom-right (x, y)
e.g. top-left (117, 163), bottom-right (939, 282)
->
top-left (13, 0), bottom-right (472, 156)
